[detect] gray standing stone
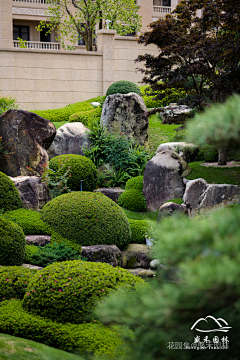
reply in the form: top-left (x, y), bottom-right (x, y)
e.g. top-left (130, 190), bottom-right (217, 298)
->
top-left (81, 245), bottom-right (121, 267)
top-left (198, 184), bottom-right (240, 211)
top-left (183, 178), bottom-right (208, 212)
top-left (47, 122), bottom-right (90, 160)
top-left (94, 187), bottom-right (125, 203)
top-left (157, 202), bottom-right (187, 222)
top-left (121, 244), bottom-right (152, 269)
top-left (100, 93), bottom-right (148, 146)
top-left (143, 150), bottom-right (191, 212)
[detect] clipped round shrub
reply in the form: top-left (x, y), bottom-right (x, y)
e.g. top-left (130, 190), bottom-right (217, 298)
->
top-left (49, 154), bottom-right (98, 192)
top-left (22, 260), bottom-right (145, 324)
top-left (106, 80), bottom-right (141, 97)
top-left (3, 209), bottom-right (52, 235)
top-left (125, 176), bottom-right (144, 191)
top-left (129, 219), bottom-right (149, 244)
top-left (25, 245), bottom-right (38, 263)
top-left (0, 266), bottom-right (37, 301)
top-left (41, 192), bottom-right (131, 248)
top-left (197, 144), bottom-right (218, 162)
top-left (0, 171), bottom-right (22, 213)
top-left (0, 217), bottom-right (26, 266)
top-left (118, 189), bottom-right (147, 211)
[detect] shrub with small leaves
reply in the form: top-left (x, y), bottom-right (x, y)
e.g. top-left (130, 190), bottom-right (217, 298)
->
top-left (197, 144), bottom-right (219, 162)
top-left (106, 81), bottom-right (141, 97)
top-left (129, 219), bottom-right (149, 244)
top-left (69, 108), bottom-right (102, 129)
top-left (0, 171), bottom-right (22, 213)
top-left (25, 245), bottom-right (38, 264)
top-left (125, 176), bottom-right (143, 191)
top-left (118, 189), bottom-right (147, 211)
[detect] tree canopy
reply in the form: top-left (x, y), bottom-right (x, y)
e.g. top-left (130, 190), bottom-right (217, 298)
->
top-left (39, 0), bottom-right (141, 51)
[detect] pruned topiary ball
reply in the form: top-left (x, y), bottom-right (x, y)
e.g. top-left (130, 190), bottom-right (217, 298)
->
top-left (125, 176), bottom-right (144, 191)
top-left (118, 189), bottom-right (146, 211)
top-left (129, 219), bottom-right (149, 244)
top-left (0, 171), bottom-right (22, 213)
top-left (22, 260), bottom-right (145, 324)
top-left (106, 81), bottom-right (141, 97)
top-left (0, 217), bottom-right (26, 266)
top-left (41, 192), bottom-right (131, 249)
top-left (49, 154), bottom-right (98, 192)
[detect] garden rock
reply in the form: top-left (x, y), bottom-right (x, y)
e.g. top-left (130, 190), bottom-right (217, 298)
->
top-left (90, 102), bottom-right (101, 108)
top-left (94, 187), bottom-right (125, 203)
top-left (22, 264), bottom-right (43, 270)
top-left (198, 184), bottom-right (240, 211)
top-left (157, 202), bottom-right (187, 222)
top-left (9, 176), bottom-right (51, 211)
top-left (127, 268), bottom-right (156, 277)
top-left (47, 122), bottom-right (90, 160)
top-left (0, 110), bottom-right (56, 177)
top-left (143, 150), bottom-right (191, 211)
top-left (150, 259), bottom-right (161, 269)
top-left (160, 104), bottom-right (192, 125)
top-left (156, 142), bottom-right (198, 163)
top-left (183, 178), bottom-right (208, 213)
top-left (25, 235), bottom-right (51, 247)
top-left (121, 244), bottom-right (151, 269)
top-left (101, 93), bottom-right (148, 146)
top-left (81, 245), bottom-right (121, 267)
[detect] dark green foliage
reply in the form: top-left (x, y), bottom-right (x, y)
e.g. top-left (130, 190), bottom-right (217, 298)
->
top-left (0, 267), bottom-right (37, 301)
top-left (25, 245), bottom-right (38, 264)
top-left (125, 176), bottom-right (143, 191)
top-left (0, 299), bottom-right (131, 357)
top-left (0, 171), bottom-right (22, 213)
top-left (22, 260), bottom-right (144, 324)
top-left (118, 190), bottom-right (146, 212)
top-left (3, 209), bottom-right (52, 235)
top-left (49, 154), bottom-right (98, 192)
top-left (106, 81), bottom-right (141, 97)
top-left (129, 219), bottom-right (149, 244)
top-left (50, 231), bottom-right (82, 254)
top-left (41, 192), bottom-right (131, 248)
top-left (0, 217), bottom-right (26, 266)
top-left (164, 198), bottom-right (183, 205)
top-left (197, 144), bottom-right (219, 162)
top-left (69, 108), bottom-right (102, 129)
top-left (142, 87), bottom-right (187, 108)
top-left (32, 96), bottom-right (105, 122)
top-left (30, 243), bottom-right (82, 268)
top-left (96, 208), bottom-right (240, 360)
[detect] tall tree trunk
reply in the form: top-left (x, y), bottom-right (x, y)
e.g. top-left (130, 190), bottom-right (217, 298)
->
top-left (218, 147), bottom-right (227, 165)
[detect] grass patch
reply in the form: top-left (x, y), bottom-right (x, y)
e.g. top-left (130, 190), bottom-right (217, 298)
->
top-left (0, 333), bottom-right (83, 360)
top-left (122, 208), bottom-right (158, 222)
top-left (186, 161), bottom-right (240, 185)
top-left (53, 121), bottom-right (68, 130)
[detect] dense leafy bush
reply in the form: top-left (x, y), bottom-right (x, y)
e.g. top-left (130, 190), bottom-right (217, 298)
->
top-left (50, 231), bottom-right (82, 254)
top-left (3, 209), bottom-right (52, 235)
top-left (49, 154), bottom-right (98, 192)
top-left (32, 96), bottom-right (105, 122)
top-left (25, 245), bottom-right (38, 263)
top-left (125, 176), bottom-right (143, 191)
top-left (69, 108), bottom-right (102, 129)
top-left (0, 94), bottom-right (19, 115)
top-left (96, 209), bottom-right (240, 360)
top-left (22, 260), bottom-right (144, 324)
top-left (0, 171), bottom-right (22, 213)
top-left (0, 266), bottom-right (37, 301)
top-left (164, 198), bottom-right (183, 205)
top-left (106, 81), bottom-right (141, 97)
top-left (118, 189), bottom-right (146, 211)
top-left (0, 299), bottom-right (131, 357)
top-left (129, 219), bottom-right (149, 244)
top-left (41, 192), bottom-right (131, 248)
top-left (30, 243), bottom-right (82, 268)
top-left (197, 144), bottom-right (219, 162)
top-left (142, 87), bottom-right (187, 108)
top-left (0, 217), bottom-right (26, 266)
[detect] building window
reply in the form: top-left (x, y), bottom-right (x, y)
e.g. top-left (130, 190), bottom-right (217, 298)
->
top-left (13, 25), bottom-right (29, 41)
top-left (123, 29), bottom-right (136, 37)
top-left (153, 0), bottom-right (171, 5)
top-left (40, 29), bottom-right (51, 42)
top-left (78, 34), bottom-right (85, 46)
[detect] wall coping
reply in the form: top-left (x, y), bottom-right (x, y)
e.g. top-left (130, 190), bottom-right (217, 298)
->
top-left (0, 48), bottom-right (103, 56)
top-left (115, 36), bottom-right (138, 41)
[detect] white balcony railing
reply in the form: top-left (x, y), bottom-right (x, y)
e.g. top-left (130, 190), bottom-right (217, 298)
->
top-left (13, 0), bottom-right (48, 2)
top-left (13, 40), bottom-right (60, 50)
top-left (153, 6), bottom-right (171, 13)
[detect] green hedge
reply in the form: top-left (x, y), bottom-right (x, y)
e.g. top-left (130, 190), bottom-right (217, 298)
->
top-left (106, 81), bottom-right (141, 96)
top-left (197, 144), bottom-right (219, 162)
top-left (129, 219), bottom-right (149, 244)
top-left (125, 176), bottom-right (144, 191)
top-left (118, 189), bottom-right (147, 212)
top-left (0, 266), bottom-right (37, 301)
top-left (41, 192), bottom-right (131, 249)
top-left (22, 260), bottom-right (144, 324)
top-left (0, 299), bottom-right (131, 357)
top-left (0, 171), bottom-right (22, 213)
top-left (49, 154), bottom-right (98, 192)
top-left (69, 108), bottom-right (102, 129)
top-left (142, 88), bottom-right (187, 108)
top-left (0, 217), bottom-right (26, 266)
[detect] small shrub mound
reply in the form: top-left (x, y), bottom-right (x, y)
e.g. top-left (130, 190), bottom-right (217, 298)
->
top-left (106, 81), bottom-right (141, 97)
top-left (129, 219), bottom-right (149, 244)
top-left (0, 217), bottom-right (26, 266)
top-left (125, 176), bottom-right (144, 191)
top-left (0, 299), bottom-right (131, 357)
top-left (25, 245), bottom-right (38, 263)
top-left (22, 260), bottom-right (144, 324)
top-left (49, 154), bottom-right (98, 192)
top-left (69, 108), bottom-right (102, 129)
top-left (118, 189), bottom-right (147, 211)
top-left (197, 144), bottom-right (218, 162)
top-left (0, 266), bottom-right (37, 301)
top-left (0, 171), bottom-right (22, 213)
top-left (41, 192), bottom-right (131, 248)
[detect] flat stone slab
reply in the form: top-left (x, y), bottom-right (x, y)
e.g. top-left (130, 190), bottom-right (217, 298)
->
top-left (25, 235), bottom-right (51, 247)
top-left (94, 187), bottom-right (125, 203)
top-left (127, 268), bottom-right (157, 277)
top-left (121, 244), bottom-right (152, 269)
top-left (81, 244), bottom-right (121, 267)
top-left (22, 263), bottom-right (43, 270)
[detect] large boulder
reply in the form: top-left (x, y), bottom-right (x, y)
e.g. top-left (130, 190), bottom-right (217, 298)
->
top-left (121, 244), bottom-right (152, 269)
top-left (156, 142), bottom-right (198, 163)
top-left (143, 150), bottom-right (191, 212)
top-left (81, 245), bottom-right (121, 267)
top-left (183, 178), bottom-right (208, 213)
top-left (25, 235), bottom-right (51, 247)
top-left (160, 104), bottom-right (192, 124)
top-left (0, 110), bottom-right (56, 177)
top-left (47, 122), bottom-right (90, 160)
top-left (100, 93), bottom-right (148, 146)
top-left (9, 176), bottom-right (51, 211)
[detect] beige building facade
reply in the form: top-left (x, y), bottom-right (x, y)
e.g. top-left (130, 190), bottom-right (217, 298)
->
top-left (0, 0), bottom-right (180, 110)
